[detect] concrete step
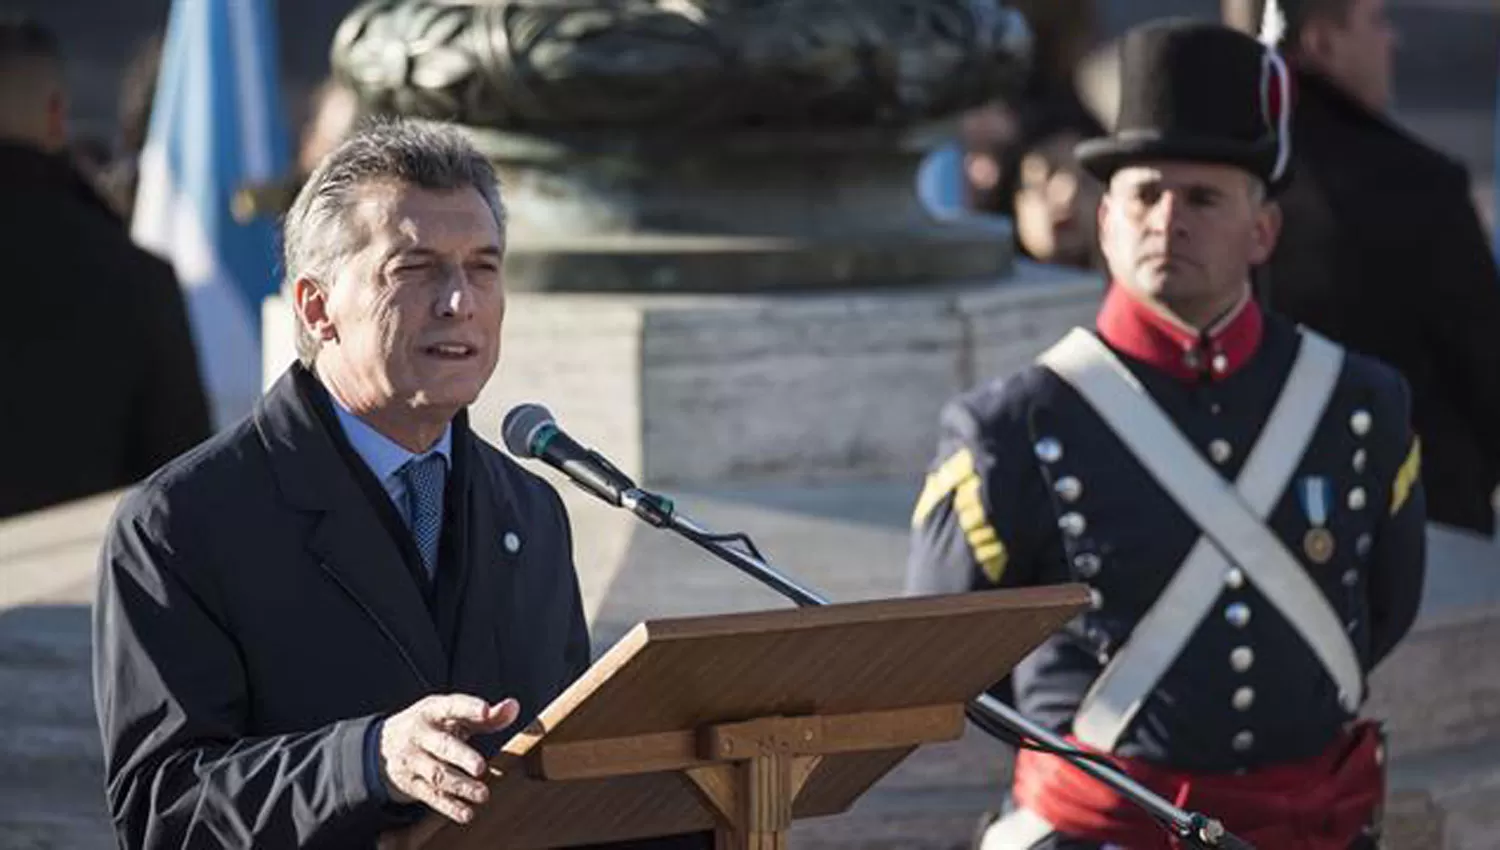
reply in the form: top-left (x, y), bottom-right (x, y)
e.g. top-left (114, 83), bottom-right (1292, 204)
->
top-left (1383, 790), bottom-right (1448, 850)
top-left (793, 811), bottom-right (985, 850)
top-left (1390, 737), bottom-right (1500, 850)
top-left (1366, 554), bottom-right (1500, 761)
top-left (0, 816), bottom-right (113, 850)
top-left (0, 724), bottom-right (107, 817)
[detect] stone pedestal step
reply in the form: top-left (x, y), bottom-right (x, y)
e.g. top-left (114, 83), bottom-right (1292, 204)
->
top-left (1367, 547), bottom-right (1500, 761)
top-left (0, 815), bottom-right (113, 850)
top-left (263, 265), bottom-right (1103, 487)
top-left (1389, 737), bottom-right (1500, 850)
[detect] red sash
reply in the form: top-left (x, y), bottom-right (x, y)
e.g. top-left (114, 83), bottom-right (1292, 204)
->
top-left (1012, 722), bottom-right (1385, 850)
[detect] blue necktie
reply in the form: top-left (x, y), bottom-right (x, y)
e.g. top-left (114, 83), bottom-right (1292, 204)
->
top-left (400, 454), bottom-right (446, 576)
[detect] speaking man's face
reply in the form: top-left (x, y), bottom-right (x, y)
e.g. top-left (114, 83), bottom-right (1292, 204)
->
top-left (313, 180), bottom-right (506, 427)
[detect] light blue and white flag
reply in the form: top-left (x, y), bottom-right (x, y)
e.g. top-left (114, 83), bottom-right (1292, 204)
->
top-left (131, 0), bottom-right (290, 429)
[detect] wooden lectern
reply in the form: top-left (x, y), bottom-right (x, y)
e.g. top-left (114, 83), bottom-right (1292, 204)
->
top-left (391, 585), bottom-right (1089, 849)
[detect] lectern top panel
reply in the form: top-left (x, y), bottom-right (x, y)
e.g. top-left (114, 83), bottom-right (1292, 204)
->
top-left (507, 586), bottom-right (1089, 753)
top-left (402, 585), bottom-right (1089, 850)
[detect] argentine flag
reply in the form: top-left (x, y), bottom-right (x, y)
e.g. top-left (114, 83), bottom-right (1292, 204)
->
top-left (131, 0), bottom-right (290, 430)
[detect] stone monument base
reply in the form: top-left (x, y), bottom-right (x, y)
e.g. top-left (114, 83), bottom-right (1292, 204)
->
top-left (262, 262), bottom-right (1104, 485)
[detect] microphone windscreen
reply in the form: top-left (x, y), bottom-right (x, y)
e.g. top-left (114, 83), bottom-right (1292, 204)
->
top-left (501, 403), bottom-right (555, 458)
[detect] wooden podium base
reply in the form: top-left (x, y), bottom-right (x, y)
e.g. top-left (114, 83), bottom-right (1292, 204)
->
top-left (534, 705), bottom-right (966, 848)
top-left (678, 708), bottom-right (964, 850)
top-left (692, 754), bottom-right (801, 850)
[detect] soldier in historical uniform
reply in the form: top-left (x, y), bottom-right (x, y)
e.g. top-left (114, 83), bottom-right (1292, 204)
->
top-left (905, 19), bottom-right (1426, 850)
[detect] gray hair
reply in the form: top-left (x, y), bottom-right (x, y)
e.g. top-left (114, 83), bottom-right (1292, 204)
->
top-left (282, 117), bottom-right (506, 366)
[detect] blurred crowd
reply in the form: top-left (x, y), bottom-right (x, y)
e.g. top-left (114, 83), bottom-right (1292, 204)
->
top-left (946, 0), bottom-right (1108, 271)
top-left (0, 11), bottom-right (364, 519)
top-left (69, 31), bottom-right (362, 227)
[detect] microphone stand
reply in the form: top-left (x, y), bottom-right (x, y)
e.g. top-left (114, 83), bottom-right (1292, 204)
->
top-left (612, 486), bottom-right (1254, 850)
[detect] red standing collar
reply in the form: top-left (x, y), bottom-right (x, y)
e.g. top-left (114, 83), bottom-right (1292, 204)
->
top-left (1095, 283), bottom-right (1265, 383)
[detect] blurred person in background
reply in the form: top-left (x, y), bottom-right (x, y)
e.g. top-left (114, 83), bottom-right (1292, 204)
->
top-left (962, 0), bottom-right (1100, 207)
top-left (992, 99), bottom-right (1106, 270)
top-left (919, 0), bottom-right (1103, 273)
top-left (96, 31), bottom-right (163, 220)
top-left (1223, 0), bottom-right (1269, 34)
top-left (231, 76), bottom-right (367, 224)
top-left (1259, 0), bottom-right (1500, 557)
top-left (68, 133), bottom-right (113, 182)
top-left (0, 14), bottom-right (211, 520)
top-left (300, 76), bottom-right (363, 175)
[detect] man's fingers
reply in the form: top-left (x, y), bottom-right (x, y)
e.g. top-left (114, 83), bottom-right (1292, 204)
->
top-left (477, 698), bottom-right (520, 731)
top-left (415, 726), bottom-right (487, 778)
top-left (402, 751), bottom-right (488, 821)
top-left (422, 787), bottom-right (476, 826)
top-left (419, 694), bottom-right (491, 726)
top-left (419, 754), bottom-right (490, 805)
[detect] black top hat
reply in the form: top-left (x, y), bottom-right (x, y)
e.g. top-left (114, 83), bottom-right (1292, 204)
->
top-left (1074, 19), bottom-right (1292, 193)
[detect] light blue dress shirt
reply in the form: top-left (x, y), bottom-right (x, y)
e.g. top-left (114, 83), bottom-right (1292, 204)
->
top-left (328, 394), bottom-right (452, 529)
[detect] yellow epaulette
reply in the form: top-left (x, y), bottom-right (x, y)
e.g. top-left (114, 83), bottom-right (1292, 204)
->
top-left (912, 448), bottom-right (1009, 583)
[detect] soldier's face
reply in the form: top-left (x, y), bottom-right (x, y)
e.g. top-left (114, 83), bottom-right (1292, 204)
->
top-left (1098, 162), bottom-right (1279, 324)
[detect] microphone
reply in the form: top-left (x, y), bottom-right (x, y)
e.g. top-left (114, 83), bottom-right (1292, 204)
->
top-left (501, 404), bottom-right (639, 507)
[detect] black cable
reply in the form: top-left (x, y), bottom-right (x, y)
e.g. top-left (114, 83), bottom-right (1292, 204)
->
top-left (695, 531), bottom-right (766, 561)
top-left (963, 704), bottom-right (1122, 769)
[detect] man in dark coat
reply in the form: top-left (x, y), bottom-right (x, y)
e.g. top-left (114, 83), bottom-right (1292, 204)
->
top-left (92, 118), bottom-right (705, 849)
top-left (0, 15), bottom-right (211, 519)
top-left (1259, 0), bottom-right (1500, 548)
top-left (908, 20), bottom-right (1425, 849)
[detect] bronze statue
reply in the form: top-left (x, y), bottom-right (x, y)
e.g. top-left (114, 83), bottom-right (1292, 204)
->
top-left (332, 0), bottom-right (1032, 131)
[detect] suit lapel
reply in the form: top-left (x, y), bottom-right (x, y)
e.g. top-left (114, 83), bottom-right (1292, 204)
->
top-left (306, 507), bottom-right (448, 690)
top-left (255, 365), bottom-right (448, 690)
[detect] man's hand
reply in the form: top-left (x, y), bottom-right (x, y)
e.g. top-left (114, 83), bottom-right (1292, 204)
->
top-left (379, 694), bottom-right (520, 824)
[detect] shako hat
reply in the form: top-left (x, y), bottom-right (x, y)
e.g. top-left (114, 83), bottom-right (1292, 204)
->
top-left (1074, 18), bottom-right (1293, 194)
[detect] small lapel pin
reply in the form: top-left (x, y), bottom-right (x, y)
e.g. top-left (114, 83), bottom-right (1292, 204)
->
top-left (503, 532), bottom-right (521, 554)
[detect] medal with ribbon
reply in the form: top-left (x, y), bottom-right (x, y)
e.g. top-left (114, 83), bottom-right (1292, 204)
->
top-left (1298, 476), bottom-right (1336, 564)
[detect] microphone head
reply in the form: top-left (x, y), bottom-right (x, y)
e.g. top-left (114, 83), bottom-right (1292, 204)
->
top-left (501, 403), bottom-right (556, 458)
